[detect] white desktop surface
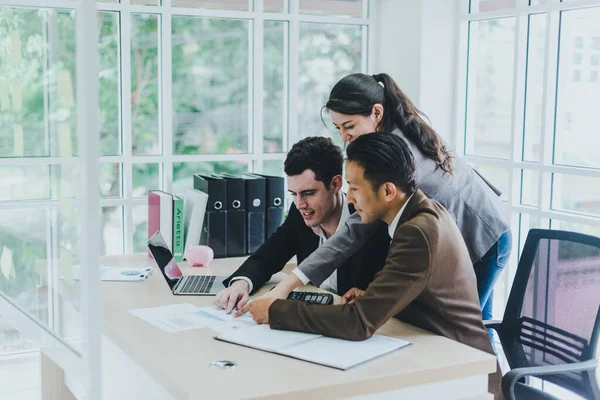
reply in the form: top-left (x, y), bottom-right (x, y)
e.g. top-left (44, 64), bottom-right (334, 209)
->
top-left (41, 254), bottom-right (496, 400)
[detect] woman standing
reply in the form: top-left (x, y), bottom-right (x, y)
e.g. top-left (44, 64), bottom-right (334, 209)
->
top-left (273, 72), bottom-right (511, 327)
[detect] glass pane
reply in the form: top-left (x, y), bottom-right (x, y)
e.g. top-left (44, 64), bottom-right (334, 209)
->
top-left (554, 7), bottom-right (600, 169)
top-left (132, 14), bottom-right (160, 156)
top-left (264, 0), bottom-right (286, 12)
top-left (300, 0), bottom-right (366, 17)
top-left (102, 206), bottom-right (124, 255)
top-left (0, 166), bottom-right (50, 201)
top-left (263, 160), bottom-right (284, 177)
top-left (52, 11), bottom-right (77, 158)
top-left (465, 18), bottom-right (516, 159)
top-left (0, 208), bottom-right (47, 317)
top-left (520, 169), bottom-right (540, 207)
top-left (172, 161), bottom-right (249, 194)
top-left (550, 219), bottom-right (600, 238)
top-left (52, 164), bottom-right (79, 199)
top-left (529, 0), bottom-right (553, 4)
top-left (100, 163), bottom-right (122, 198)
top-left (172, 17), bottom-right (249, 155)
top-left (132, 0), bottom-right (159, 4)
top-left (470, 0), bottom-right (516, 12)
top-left (299, 23), bottom-right (363, 146)
top-left (264, 21), bottom-right (286, 153)
top-left (465, 18), bottom-right (515, 158)
top-left (133, 204), bottom-right (148, 253)
top-left (50, 11), bottom-right (119, 158)
top-left (469, 163), bottom-right (510, 201)
top-left (56, 205), bottom-right (79, 271)
top-left (0, 8), bottom-right (46, 157)
top-left (552, 173), bottom-right (600, 218)
top-left (1, 10), bottom-right (119, 158)
top-left (519, 213), bottom-right (541, 254)
top-left (0, 316), bottom-right (38, 354)
top-left (523, 14), bottom-right (546, 162)
top-left (172, 0), bottom-right (249, 11)
top-left (54, 204), bottom-right (81, 345)
top-left (133, 163), bottom-right (160, 197)
top-left (99, 12), bottom-right (121, 156)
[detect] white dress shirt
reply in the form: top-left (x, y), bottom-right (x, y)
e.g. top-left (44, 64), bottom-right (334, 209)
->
top-left (294, 192), bottom-right (351, 293)
top-left (387, 194), bottom-right (414, 240)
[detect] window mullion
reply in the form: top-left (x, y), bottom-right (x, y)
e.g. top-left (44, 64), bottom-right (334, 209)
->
top-left (538, 10), bottom-right (561, 215)
top-left (509, 14), bottom-right (528, 207)
top-left (121, 5), bottom-right (134, 254)
top-left (161, 0), bottom-right (173, 193)
top-left (287, 0), bottom-right (299, 150)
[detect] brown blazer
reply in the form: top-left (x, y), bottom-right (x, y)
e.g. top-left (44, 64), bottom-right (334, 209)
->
top-left (269, 189), bottom-right (495, 356)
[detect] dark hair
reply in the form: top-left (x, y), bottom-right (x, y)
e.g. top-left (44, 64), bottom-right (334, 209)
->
top-left (325, 72), bottom-right (454, 174)
top-left (284, 137), bottom-right (343, 189)
top-left (346, 133), bottom-right (416, 196)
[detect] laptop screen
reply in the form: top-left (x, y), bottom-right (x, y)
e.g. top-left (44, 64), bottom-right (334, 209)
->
top-left (148, 230), bottom-right (184, 290)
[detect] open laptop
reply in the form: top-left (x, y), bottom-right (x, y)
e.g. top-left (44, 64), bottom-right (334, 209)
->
top-left (148, 230), bottom-right (226, 295)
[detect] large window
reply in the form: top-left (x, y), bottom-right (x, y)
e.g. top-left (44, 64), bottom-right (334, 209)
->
top-left (460, 0), bottom-right (600, 321)
top-left (0, 0), bottom-right (374, 358)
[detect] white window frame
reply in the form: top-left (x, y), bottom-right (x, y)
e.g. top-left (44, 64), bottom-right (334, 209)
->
top-left (0, 0), bottom-right (376, 396)
top-left (0, 0), bottom-right (376, 253)
top-left (456, 0), bottom-right (600, 303)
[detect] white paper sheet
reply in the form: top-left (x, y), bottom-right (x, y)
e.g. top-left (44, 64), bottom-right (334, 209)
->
top-left (129, 304), bottom-right (257, 333)
top-left (216, 325), bottom-right (411, 370)
top-left (129, 303), bottom-right (202, 333)
top-left (193, 305), bottom-right (257, 333)
top-left (216, 324), bottom-right (320, 352)
top-left (60, 265), bottom-right (154, 282)
top-left (284, 334), bottom-right (411, 370)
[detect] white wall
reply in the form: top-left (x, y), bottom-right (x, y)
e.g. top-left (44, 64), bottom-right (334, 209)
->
top-left (374, 0), bottom-right (461, 147)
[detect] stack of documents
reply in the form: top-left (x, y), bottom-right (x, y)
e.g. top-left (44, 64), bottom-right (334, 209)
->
top-left (215, 324), bottom-right (411, 370)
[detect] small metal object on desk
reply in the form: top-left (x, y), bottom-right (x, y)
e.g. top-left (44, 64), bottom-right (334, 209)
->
top-left (210, 360), bottom-right (236, 370)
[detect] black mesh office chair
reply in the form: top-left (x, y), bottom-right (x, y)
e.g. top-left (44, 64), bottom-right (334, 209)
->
top-left (485, 229), bottom-right (600, 400)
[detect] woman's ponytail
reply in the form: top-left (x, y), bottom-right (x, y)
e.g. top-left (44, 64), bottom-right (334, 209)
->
top-left (373, 73), bottom-right (454, 174)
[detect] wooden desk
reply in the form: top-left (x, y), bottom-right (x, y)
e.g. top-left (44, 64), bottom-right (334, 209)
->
top-left (42, 254), bottom-right (496, 400)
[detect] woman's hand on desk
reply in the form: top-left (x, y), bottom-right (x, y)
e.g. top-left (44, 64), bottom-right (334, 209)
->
top-left (268, 273), bottom-right (302, 299)
top-left (341, 287), bottom-right (365, 305)
top-left (234, 296), bottom-right (277, 324)
top-left (214, 280), bottom-right (250, 314)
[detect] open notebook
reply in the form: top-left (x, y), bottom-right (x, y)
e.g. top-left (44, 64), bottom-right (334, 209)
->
top-left (215, 324), bottom-right (411, 370)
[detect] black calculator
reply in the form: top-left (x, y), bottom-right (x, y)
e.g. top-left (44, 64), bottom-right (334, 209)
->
top-left (287, 291), bottom-right (334, 305)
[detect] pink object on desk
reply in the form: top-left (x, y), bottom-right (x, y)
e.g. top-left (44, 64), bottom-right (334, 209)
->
top-left (185, 245), bottom-right (214, 267)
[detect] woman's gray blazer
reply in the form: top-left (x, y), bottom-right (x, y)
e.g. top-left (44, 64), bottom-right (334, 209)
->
top-left (297, 128), bottom-right (510, 287)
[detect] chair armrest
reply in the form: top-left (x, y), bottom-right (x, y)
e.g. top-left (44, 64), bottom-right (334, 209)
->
top-left (502, 359), bottom-right (598, 399)
top-left (483, 320), bottom-right (502, 331)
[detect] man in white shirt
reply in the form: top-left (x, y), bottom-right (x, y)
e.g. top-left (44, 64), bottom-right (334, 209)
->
top-left (214, 136), bottom-right (390, 314)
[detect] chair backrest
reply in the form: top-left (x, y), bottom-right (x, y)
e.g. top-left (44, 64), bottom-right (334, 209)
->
top-left (501, 229), bottom-right (600, 399)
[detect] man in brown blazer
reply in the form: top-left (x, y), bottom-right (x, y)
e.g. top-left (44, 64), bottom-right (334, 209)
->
top-left (240, 133), bottom-right (500, 396)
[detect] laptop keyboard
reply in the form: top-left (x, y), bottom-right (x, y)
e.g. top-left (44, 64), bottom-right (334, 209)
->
top-left (181, 275), bottom-right (215, 293)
